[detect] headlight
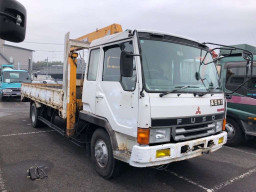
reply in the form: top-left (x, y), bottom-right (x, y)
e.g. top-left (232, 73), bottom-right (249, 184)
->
top-left (150, 128), bottom-right (171, 143)
top-left (216, 121), bottom-right (223, 132)
top-left (3, 89), bottom-right (12, 93)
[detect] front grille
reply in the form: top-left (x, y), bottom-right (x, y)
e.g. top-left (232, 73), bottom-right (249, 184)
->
top-left (3, 88), bottom-right (21, 96)
top-left (174, 122), bottom-right (216, 141)
top-left (152, 113), bottom-right (224, 127)
top-left (10, 88), bottom-right (21, 94)
top-left (151, 114), bottom-right (223, 142)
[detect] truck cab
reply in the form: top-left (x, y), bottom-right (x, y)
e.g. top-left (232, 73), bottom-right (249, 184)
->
top-left (81, 30), bottom-right (227, 168)
top-left (0, 64), bottom-right (31, 99)
top-left (217, 44), bottom-right (256, 146)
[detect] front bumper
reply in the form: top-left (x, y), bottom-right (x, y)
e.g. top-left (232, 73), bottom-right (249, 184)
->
top-left (129, 131), bottom-right (227, 167)
top-left (2, 91), bottom-right (21, 97)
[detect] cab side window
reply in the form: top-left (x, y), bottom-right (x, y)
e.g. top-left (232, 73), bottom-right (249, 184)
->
top-left (102, 46), bottom-right (121, 81)
top-left (87, 48), bottom-right (100, 81)
top-left (225, 67), bottom-right (245, 95)
top-left (226, 67), bottom-right (245, 85)
top-left (102, 41), bottom-right (136, 91)
top-left (225, 66), bottom-right (256, 95)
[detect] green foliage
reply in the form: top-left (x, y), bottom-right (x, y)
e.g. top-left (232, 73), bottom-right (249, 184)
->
top-left (32, 61), bottom-right (63, 70)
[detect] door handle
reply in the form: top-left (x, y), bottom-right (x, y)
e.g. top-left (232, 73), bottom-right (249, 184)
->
top-left (96, 95), bottom-right (104, 99)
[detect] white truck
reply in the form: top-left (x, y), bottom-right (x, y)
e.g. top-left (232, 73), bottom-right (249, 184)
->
top-left (21, 24), bottom-right (228, 179)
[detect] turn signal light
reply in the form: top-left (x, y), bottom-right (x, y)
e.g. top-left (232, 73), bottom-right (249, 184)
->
top-left (248, 117), bottom-right (256, 121)
top-left (137, 128), bottom-right (150, 145)
top-left (222, 119), bottom-right (226, 131)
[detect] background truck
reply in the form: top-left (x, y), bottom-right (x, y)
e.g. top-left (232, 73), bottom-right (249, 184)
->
top-left (217, 44), bottom-right (256, 146)
top-left (22, 24), bottom-right (231, 179)
top-left (0, 64), bottom-right (31, 99)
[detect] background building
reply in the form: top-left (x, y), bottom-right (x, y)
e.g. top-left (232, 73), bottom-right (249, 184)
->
top-left (0, 39), bottom-right (34, 71)
top-left (36, 58), bottom-right (86, 81)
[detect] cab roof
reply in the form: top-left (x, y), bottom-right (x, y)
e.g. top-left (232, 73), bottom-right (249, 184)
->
top-left (90, 30), bottom-right (201, 48)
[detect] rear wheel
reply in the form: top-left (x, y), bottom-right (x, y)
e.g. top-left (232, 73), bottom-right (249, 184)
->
top-left (30, 103), bottom-right (43, 128)
top-left (91, 129), bottom-right (120, 179)
top-left (226, 118), bottom-right (244, 146)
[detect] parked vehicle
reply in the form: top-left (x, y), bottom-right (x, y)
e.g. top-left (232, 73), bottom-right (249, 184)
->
top-left (217, 44), bottom-right (256, 146)
top-left (21, 24), bottom-right (252, 179)
top-left (0, 64), bottom-right (31, 99)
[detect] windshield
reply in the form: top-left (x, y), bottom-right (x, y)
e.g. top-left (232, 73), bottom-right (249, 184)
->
top-left (140, 39), bottom-right (220, 93)
top-left (3, 71), bottom-right (31, 83)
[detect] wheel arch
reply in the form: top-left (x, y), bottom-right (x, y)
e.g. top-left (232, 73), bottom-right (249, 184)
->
top-left (79, 111), bottom-right (118, 151)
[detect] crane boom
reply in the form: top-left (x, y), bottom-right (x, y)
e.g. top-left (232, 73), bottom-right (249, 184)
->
top-left (64, 24), bottom-right (123, 137)
top-left (76, 23), bottom-right (123, 43)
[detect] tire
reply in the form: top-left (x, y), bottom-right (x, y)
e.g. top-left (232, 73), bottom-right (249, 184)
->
top-left (226, 118), bottom-right (244, 146)
top-left (30, 102), bottom-right (43, 128)
top-left (91, 129), bottom-right (121, 179)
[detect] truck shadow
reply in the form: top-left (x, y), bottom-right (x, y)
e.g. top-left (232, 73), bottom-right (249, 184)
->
top-left (235, 137), bottom-right (256, 151)
top-left (0, 97), bottom-right (22, 102)
top-left (245, 137), bottom-right (256, 147)
top-left (109, 157), bottom-right (251, 192)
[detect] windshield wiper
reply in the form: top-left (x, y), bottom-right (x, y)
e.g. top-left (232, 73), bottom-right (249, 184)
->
top-left (159, 86), bottom-right (200, 97)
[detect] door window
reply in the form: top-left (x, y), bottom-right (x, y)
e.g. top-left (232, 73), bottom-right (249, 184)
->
top-left (102, 41), bottom-right (136, 91)
top-left (226, 66), bottom-right (256, 94)
top-left (87, 49), bottom-right (100, 81)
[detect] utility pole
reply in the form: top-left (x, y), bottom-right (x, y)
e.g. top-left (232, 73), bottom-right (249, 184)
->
top-left (45, 57), bottom-right (48, 78)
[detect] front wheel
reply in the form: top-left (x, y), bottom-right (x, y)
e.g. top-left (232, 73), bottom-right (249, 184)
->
top-left (30, 103), bottom-right (43, 128)
top-left (226, 118), bottom-right (244, 146)
top-left (91, 129), bottom-right (121, 179)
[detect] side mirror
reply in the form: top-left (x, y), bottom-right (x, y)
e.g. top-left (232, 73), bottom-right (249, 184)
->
top-left (0, 0), bottom-right (26, 42)
top-left (120, 51), bottom-right (134, 77)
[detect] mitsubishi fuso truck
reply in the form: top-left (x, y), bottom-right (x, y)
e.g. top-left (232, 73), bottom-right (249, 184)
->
top-left (21, 24), bottom-right (252, 179)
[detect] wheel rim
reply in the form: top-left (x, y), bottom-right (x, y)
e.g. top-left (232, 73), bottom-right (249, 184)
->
top-left (94, 139), bottom-right (109, 168)
top-left (226, 123), bottom-right (235, 140)
top-left (31, 106), bottom-right (36, 123)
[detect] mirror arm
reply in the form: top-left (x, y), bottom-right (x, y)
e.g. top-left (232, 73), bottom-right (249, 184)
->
top-left (0, 11), bottom-right (22, 25)
top-left (204, 42), bottom-right (253, 58)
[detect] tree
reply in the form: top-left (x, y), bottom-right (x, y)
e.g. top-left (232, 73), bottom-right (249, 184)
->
top-left (32, 61), bottom-right (63, 70)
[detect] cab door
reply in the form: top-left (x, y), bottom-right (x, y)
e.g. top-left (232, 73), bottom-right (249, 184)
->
top-left (82, 48), bottom-right (101, 113)
top-left (95, 41), bottom-right (139, 137)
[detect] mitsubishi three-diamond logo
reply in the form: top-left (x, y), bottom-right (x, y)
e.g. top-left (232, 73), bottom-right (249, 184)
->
top-left (196, 106), bottom-right (201, 115)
